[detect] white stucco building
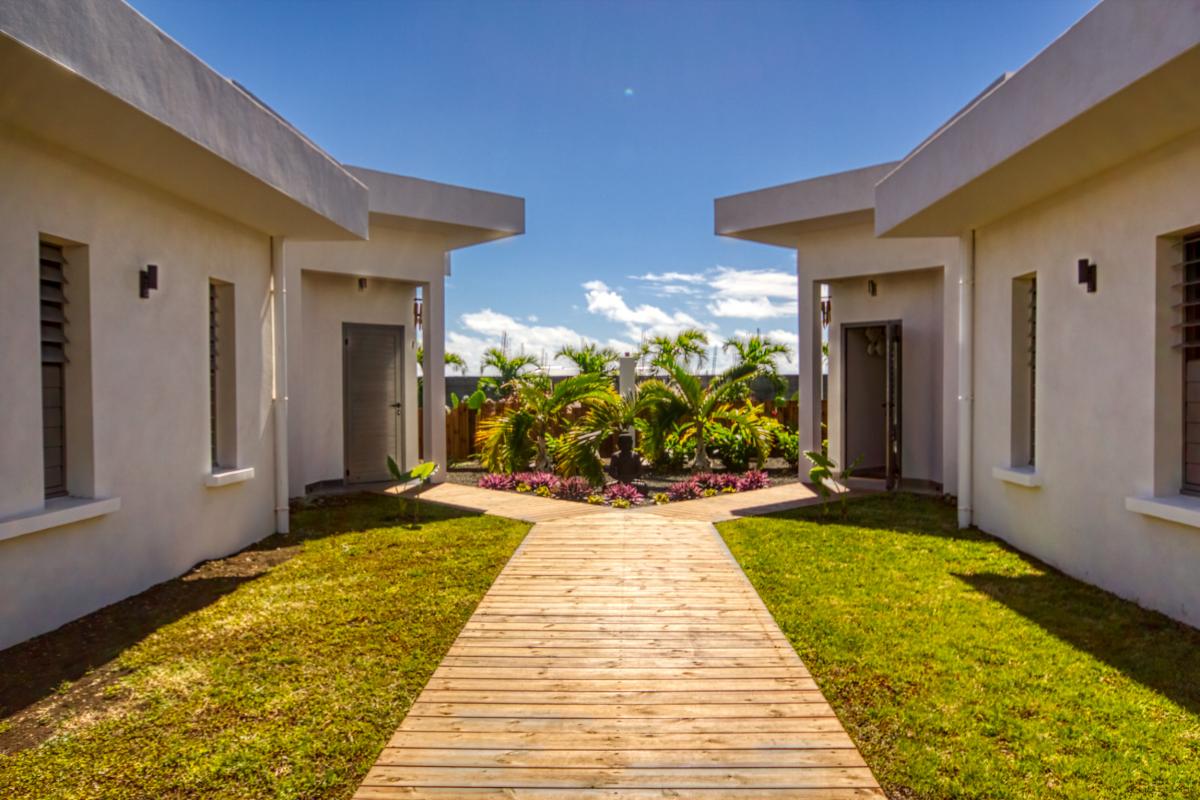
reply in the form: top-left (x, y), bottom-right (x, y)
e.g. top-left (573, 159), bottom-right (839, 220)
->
top-left (0, 0), bottom-right (523, 650)
top-left (717, 0), bottom-right (1200, 628)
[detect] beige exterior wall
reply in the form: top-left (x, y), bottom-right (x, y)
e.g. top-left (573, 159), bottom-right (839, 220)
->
top-left (971, 127), bottom-right (1200, 626)
top-left (289, 271), bottom-right (418, 492)
top-left (284, 226), bottom-right (449, 494)
top-left (0, 127), bottom-right (276, 649)
top-left (827, 267), bottom-right (946, 486)
top-left (792, 222), bottom-right (960, 491)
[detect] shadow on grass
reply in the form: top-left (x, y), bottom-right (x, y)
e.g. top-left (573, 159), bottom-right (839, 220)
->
top-left (762, 491), bottom-right (986, 542)
top-left (0, 492), bottom-right (480, 723)
top-left (957, 571), bottom-right (1200, 715)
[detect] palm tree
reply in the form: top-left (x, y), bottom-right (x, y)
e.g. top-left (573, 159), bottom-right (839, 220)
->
top-left (640, 328), bottom-right (710, 373)
top-left (722, 333), bottom-right (793, 397)
top-left (477, 346), bottom-right (538, 398)
top-left (638, 358), bottom-right (772, 472)
top-left (556, 343), bottom-right (619, 375)
top-left (555, 385), bottom-right (659, 484)
top-left (476, 372), bottom-right (617, 472)
top-left (415, 346), bottom-right (469, 374)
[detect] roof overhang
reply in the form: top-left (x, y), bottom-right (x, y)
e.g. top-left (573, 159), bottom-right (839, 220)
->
top-left (876, 0), bottom-right (1200, 237)
top-left (0, 0), bottom-right (368, 239)
top-left (347, 166), bottom-right (525, 250)
top-left (715, 162), bottom-right (897, 247)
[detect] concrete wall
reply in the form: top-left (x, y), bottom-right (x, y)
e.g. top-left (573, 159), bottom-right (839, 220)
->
top-left (792, 221), bottom-right (960, 491)
top-left (970, 127), bottom-right (1200, 627)
top-left (284, 225), bottom-right (448, 494)
top-left (827, 267), bottom-right (945, 486)
top-left (0, 127), bottom-right (276, 648)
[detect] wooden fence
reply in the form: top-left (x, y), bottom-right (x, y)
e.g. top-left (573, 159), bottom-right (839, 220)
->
top-left (422, 398), bottom-right (803, 464)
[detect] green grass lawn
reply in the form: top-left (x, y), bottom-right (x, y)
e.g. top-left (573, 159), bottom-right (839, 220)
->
top-left (720, 493), bottom-right (1200, 800)
top-left (0, 495), bottom-right (528, 800)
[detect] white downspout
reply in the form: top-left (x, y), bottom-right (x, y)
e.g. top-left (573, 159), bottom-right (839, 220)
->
top-left (957, 230), bottom-right (975, 529)
top-left (271, 237), bottom-right (290, 534)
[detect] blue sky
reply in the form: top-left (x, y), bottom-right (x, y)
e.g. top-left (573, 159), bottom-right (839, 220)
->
top-left (134, 0), bottom-right (1095, 373)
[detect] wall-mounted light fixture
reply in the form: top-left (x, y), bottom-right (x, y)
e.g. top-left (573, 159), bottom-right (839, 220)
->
top-left (413, 295), bottom-right (423, 329)
top-left (139, 264), bottom-right (158, 298)
top-left (1078, 258), bottom-right (1097, 293)
top-left (867, 279), bottom-right (877, 297)
top-left (357, 277), bottom-right (368, 291)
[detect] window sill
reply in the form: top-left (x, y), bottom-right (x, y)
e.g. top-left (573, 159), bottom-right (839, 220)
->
top-left (0, 496), bottom-right (121, 543)
top-left (992, 465), bottom-right (1042, 488)
top-left (206, 467), bottom-right (255, 488)
top-left (1125, 495), bottom-right (1200, 529)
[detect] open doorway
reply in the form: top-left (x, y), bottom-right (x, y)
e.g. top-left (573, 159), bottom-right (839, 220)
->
top-left (842, 321), bottom-right (902, 489)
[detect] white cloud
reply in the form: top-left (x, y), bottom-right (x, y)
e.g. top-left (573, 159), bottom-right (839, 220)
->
top-left (583, 280), bottom-right (713, 341)
top-left (449, 309), bottom-right (598, 375)
top-left (710, 267), bottom-right (797, 299)
top-left (630, 271), bottom-right (707, 284)
top-left (708, 296), bottom-right (795, 319)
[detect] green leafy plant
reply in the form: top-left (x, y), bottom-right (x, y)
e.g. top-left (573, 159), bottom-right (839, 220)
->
top-left (804, 449), bottom-right (858, 518)
top-left (704, 406), bottom-right (777, 471)
top-left (722, 333), bottom-right (794, 399)
top-left (586, 494), bottom-right (605, 505)
top-left (466, 389), bottom-right (486, 411)
top-left (639, 328), bottom-right (710, 373)
top-left (637, 359), bottom-right (772, 472)
top-left (652, 492), bottom-right (670, 505)
top-left (476, 372), bottom-right (616, 473)
top-left (556, 343), bottom-right (619, 375)
top-left (775, 427), bottom-right (801, 470)
top-left (476, 346), bottom-right (539, 398)
top-left (385, 457), bottom-right (438, 526)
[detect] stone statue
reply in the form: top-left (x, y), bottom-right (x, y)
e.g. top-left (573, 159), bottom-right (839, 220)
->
top-left (607, 433), bottom-right (643, 484)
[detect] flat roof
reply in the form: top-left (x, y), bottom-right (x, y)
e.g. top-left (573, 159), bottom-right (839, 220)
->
top-left (0, 0), bottom-right (368, 239)
top-left (348, 166), bottom-right (525, 250)
top-left (714, 162), bottom-right (897, 247)
top-left (876, 0), bottom-right (1200, 236)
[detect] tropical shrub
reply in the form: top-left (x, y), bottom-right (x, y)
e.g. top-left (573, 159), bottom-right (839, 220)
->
top-left (736, 470), bottom-right (771, 491)
top-left (478, 473), bottom-right (516, 491)
top-left (605, 482), bottom-right (644, 505)
top-left (476, 372), bottom-right (616, 473)
top-left (775, 427), bottom-right (801, 470)
top-left (553, 476), bottom-right (594, 501)
top-left (666, 478), bottom-right (703, 501)
top-left (635, 419), bottom-right (694, 471)
top-left (636, 359), bottom-right (773, 472)
top-left (512, 471), bottom-right (559, 491)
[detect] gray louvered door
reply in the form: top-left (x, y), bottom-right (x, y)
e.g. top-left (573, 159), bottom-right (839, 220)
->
top-left (343, 324), bottom-right (404, 483)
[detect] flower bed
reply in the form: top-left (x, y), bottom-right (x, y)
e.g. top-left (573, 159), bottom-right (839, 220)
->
top-left (476, 470), bottom-right (771, 507)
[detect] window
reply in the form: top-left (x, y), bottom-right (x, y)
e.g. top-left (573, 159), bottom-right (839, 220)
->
top-left (208, 280), bottom-right (237, 470)
top-left (1182, 235), bottom-right (1200, 493)
top-left (1010, 273), bottom-right (1036, 467)
top-left (40, 242), bottom-right (68, 497)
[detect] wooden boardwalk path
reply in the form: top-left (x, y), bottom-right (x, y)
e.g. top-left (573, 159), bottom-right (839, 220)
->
top-left (354, 507), bottom-right (882, 798)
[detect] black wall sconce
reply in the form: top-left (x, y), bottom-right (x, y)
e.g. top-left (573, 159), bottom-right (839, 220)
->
top-left (867, 279), bottom-right (878, 297)
top-left (357, 277), bottom-right (368, 291)
top-left (139, 264), bottom-right (158, 298)
top-left (1078, 258), bottom-right (1097, 293)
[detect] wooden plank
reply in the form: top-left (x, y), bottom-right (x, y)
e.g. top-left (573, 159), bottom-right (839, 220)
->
top-left (373, 748), bottom-right (867, 768)
top-left (356, 788), bottom-right (886, 799)
top-left (352, 513), bottom-right (878, 797)
top-left (361, 765), bottom-right (878, 789)
top-left (385, 730), bottom-right (856, 750)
